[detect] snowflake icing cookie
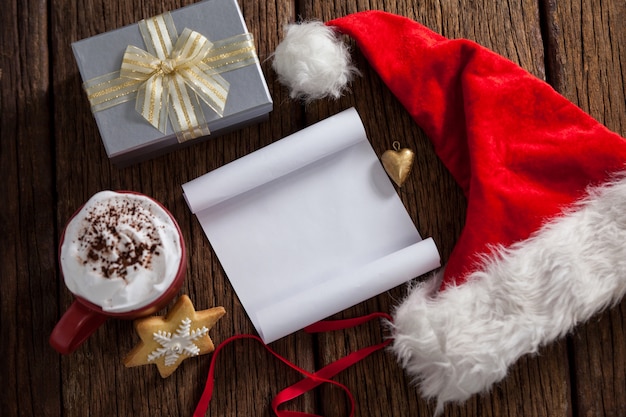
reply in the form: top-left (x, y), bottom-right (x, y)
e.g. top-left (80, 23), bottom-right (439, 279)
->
top-left (124, 295), bottom-right (225, 377)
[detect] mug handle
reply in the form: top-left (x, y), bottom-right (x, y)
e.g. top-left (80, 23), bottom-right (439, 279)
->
top-left (49, 300), bottom-right (108, 354)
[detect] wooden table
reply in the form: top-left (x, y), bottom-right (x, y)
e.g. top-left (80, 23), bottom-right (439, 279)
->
top-left (2, 0), bottom-right (625, 416)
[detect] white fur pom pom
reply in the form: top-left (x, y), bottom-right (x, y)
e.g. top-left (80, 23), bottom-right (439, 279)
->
top-left (272, 21), bottom-right (359, 102)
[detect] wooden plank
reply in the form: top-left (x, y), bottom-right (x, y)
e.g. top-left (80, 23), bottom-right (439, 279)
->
top-left (297, 1), bottom-right (572, 416)
top-left (546, 1), bottom-right (626, 416)
top-left (0, 0), bottom-right (61, 416)
top-left (49, 0), bottom-right (317, 416)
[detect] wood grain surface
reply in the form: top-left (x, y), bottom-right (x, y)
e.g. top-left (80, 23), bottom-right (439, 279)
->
top-left (1, 0), bottom-right (624, 416)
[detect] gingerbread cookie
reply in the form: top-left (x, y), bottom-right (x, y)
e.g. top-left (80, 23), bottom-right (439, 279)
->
top-left (124, 295), bottom-right (225, 377)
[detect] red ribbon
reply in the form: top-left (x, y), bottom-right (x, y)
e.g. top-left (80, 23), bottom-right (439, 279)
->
top-left (193, 312), bottom-right (392, 417)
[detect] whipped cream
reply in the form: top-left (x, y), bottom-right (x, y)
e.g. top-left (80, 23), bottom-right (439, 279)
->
top-left (60, 191), bottom-right (183, 312)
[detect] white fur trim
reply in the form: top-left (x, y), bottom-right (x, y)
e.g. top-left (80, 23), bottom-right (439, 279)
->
top-left (272, 22), bottom-right (359, 102)
top-left (391, 175), bottom-right (626, 414)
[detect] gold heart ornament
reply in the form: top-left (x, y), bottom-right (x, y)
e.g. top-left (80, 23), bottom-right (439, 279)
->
top-left (381, 142), bottom-right (415, 187)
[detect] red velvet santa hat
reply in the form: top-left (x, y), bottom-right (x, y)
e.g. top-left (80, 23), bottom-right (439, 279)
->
top-left (273, 11), bottom-right (626, 413)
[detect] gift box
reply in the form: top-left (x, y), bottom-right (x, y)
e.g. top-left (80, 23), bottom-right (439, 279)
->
top-left (72, 0), bottom-right (272, 166)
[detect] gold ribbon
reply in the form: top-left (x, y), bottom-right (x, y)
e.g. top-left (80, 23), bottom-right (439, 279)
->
top-left (83, 12), bottom-right (259, 142)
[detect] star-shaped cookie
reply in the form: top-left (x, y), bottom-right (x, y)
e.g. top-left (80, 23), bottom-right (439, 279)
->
top-left (124, 295), bottom-right (225, 377)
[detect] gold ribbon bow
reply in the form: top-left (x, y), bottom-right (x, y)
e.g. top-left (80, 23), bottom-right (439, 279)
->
top-left (83, 12), bottom-right (258, 142)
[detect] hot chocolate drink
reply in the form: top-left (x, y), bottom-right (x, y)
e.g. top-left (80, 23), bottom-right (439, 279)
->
top-left (60, 191), bottom-right (183, 312)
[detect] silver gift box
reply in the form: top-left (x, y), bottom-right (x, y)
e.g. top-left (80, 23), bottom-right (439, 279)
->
top-left (72, 0), bottom-right (273, 166)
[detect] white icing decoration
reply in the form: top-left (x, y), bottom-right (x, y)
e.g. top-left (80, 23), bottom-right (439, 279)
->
top-left (147, 317), bottom-right (210, 366)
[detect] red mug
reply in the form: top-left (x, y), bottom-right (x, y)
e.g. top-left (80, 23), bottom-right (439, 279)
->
top-left (49, 191), bottom-right (187, 355)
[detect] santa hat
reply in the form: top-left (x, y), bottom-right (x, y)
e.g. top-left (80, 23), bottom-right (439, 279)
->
top-left (272, 11), bottom-right (626, 413)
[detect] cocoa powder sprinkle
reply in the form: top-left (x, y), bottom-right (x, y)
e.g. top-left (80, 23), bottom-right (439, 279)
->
top-left (76, 197), bottom-right (164, 279)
